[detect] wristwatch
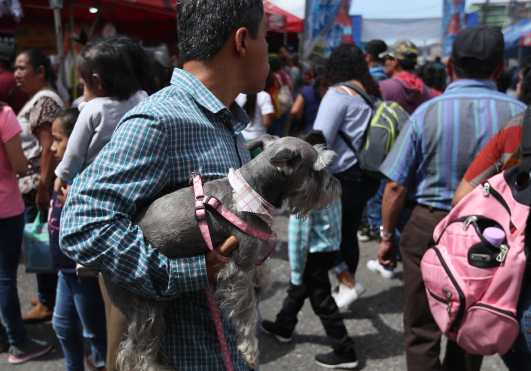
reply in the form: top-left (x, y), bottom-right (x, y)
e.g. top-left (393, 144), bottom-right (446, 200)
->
top-left (379, 226), bottom-right (393, 241)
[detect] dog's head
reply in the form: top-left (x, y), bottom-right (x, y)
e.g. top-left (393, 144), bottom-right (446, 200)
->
top-left (260, 136), bottom-right (341, 215)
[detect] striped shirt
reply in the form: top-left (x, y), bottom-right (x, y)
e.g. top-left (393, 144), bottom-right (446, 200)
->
top-left (60, 68), bottom-right (252, 370)
top-left (380, 79), bottom-right (526, 211)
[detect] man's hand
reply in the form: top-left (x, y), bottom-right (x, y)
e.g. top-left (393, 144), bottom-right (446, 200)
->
top-left (378, 239), bottom-right (397, 269)
top-left (206, 236), bottom-right (239, 285)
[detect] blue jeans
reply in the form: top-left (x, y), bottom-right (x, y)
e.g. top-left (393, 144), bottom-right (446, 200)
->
top-left (503, 281), bottom-right (531, 371)
top-left (52, 272), bottom-right (106, 371)
top-left (0, 213), bottom-right (27, 346)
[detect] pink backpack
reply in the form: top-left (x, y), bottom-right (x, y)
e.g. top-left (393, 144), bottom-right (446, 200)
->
top-left (421, 172), bottom-right (529, 355)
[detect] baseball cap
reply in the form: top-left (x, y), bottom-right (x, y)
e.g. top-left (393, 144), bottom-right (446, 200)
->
top-left (379, 40), bottom-right (418, 60)
top-left (366, 39), bottom-right (387, 59)
top-left (451, 26), bottom-right (504, 66)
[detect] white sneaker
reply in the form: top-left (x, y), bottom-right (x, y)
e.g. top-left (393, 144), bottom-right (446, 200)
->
top-left (366, 259), bottom-right (396, 279)
top-left (332, 283), bottom-right (366, 309)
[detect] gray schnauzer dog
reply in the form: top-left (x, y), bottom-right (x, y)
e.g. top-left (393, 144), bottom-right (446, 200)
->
top-left (103, 136), bottom-right (341, 371)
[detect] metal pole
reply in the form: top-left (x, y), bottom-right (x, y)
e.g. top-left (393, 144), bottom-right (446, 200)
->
top-left (50, 0), bottom-right (64, 62)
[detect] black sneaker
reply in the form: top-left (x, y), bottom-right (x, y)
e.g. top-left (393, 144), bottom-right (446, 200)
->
top-left (315, 350), bottom-right (359, 369)
top-left (8, 338), bottom-right (53, 364)
top-left (261, 320), bottom-right (293, 343)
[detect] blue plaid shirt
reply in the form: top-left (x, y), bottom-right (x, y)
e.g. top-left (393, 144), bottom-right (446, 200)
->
top-left (288, 199), bottom-right (342, 285)
top-left (60, 69), bottom-right (252, 370)
top-left (380, 79), bottom-right (526, 211)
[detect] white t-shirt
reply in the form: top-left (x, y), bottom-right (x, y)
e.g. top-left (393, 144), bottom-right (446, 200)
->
top-left (235, 91), bottom-right (274, 142)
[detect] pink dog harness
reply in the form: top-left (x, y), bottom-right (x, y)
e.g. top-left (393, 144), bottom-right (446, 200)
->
top-left (192, 173), bottom-right (275, 370)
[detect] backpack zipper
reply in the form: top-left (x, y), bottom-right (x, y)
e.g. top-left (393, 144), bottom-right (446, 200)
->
top-left (482, 182), bottom-right (515, 233)
top-left (432, 247), bottom-right (466, 329)
top-left (472, 303), bottom-right (517, 320)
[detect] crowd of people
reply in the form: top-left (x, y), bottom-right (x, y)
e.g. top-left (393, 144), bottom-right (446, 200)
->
top-left (0, 1), bottom-right (530, 370)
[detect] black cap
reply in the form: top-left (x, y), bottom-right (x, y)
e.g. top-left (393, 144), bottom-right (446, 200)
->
top-left (451, 26), bottom-right (504, 66)
top-left (366, 39), bottom-right (387, 60)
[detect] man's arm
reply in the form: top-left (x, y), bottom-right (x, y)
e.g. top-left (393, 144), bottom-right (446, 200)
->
top-left (378, 181), bottom-right (407, 267)
top-left (377, 117), bottom-right (420, 267)
top-left (60, 114), bottom-right (209, 300)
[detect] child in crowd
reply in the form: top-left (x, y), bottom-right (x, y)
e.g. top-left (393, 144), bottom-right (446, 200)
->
top-left (49, 108), bottom-right (107, 371)
top-left (261, 132), bottom-right (359, 370)
top-left (54, 38), bottom-right (145, 186)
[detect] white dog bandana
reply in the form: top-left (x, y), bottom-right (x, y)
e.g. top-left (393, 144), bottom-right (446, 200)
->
top-left (227, 168), bottom-right (275, 227)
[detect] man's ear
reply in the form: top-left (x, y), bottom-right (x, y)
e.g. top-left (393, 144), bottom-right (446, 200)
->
top-left (270, 148), bottom-right (301, 176)
top-left (234, 27), bottom-right (249, 57)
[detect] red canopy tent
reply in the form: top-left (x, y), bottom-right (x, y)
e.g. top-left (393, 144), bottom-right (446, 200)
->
top-left (263, 0), bottom-right (304, 33)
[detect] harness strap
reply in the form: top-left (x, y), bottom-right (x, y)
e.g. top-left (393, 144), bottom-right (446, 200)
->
top-left (193, 175), bottom-right (230, 263)
top-left (205, 197), bottom-right (273, 241)
top-left (205, 287), bottom-right (234, 371)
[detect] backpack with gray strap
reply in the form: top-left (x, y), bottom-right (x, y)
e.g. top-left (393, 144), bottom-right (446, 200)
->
top-left (336, 82), bottom-right (409, 178)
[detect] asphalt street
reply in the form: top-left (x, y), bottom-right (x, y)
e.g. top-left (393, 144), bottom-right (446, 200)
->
top-left (2, 215), bottom-right (506, 371)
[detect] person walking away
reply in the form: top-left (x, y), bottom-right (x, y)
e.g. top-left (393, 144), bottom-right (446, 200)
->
top-left (379, 40), bottom-right (439, 114)
top-left (313, 44), bottom-right (382, 309)
top-left (365, 39), bottom-right (388, 82)
top-left (0, 102), bottom-right (53, 364)
top-left (49, 108), bottom-right (107, 371)
top-left (453, 62), bottom-right (531, 371)
top-left (377, 26), bottom-right (527, 371)
top-left (59, 1), bottom-right (270, 370)
top-left (262, 131), bottom-right (359, 369)
top-left (235, 90), bottom-right (274, 142)
top-left (14, 48), bottom-right (64, 323)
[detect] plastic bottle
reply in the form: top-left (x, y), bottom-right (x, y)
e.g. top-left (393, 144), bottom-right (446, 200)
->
top-left (483, 227), bottom-right (506, 247)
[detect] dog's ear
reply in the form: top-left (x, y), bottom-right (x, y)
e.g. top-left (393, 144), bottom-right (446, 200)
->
top-left (313, 145), bottom-right (336, 171)
top-left (270, 148), bottom-right (302, 176)
top-left (246, 134), bottom-right (278, 152)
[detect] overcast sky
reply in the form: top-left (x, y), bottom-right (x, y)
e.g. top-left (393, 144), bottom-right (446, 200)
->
top-left (349, 0), bottom-right (499, 19)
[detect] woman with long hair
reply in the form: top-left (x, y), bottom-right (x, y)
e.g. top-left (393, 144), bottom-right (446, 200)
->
top-left (14, 48), bottom-right (64, 323)
top-left (313, 44), bottom-right (381, 309)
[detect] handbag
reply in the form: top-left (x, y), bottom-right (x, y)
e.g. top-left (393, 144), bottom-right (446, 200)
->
top-left (23, 212), bottom-right (55, 273)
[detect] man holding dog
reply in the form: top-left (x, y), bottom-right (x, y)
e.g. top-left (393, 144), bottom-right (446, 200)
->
top-left (377, 26), bottom-right (526, 371)
top-left (60, 1), bottom-right (269, 370)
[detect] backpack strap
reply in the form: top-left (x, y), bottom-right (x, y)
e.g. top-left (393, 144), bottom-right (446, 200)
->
top-left (505, 107), bottom-right (531, 206)
top-left (519, 107), bottom-right (531, 171)
top-left (335, 82), bottom-right (376, 159)
top-left (339, 82), bottom-right (375, 110)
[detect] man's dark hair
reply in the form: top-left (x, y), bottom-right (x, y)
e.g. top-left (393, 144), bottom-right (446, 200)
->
top-left (78, 40), bottom-right (139, 100)
top-left (365, 39), bottom-right (387, 64)
top-left (398, 57), bottom-right (417, 72)
top-left (453, 58), bottom-right (502, 80)
top-left (55, 108), bottom-right (79, 137)
top-left (177, 0), bottom-right (264, 63)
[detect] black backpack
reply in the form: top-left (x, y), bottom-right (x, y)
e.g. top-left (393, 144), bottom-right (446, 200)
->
top-left (336, 82), bottom-right (410, 178)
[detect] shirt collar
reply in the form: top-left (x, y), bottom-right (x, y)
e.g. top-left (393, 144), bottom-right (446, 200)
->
top-left (170, 68), bottom-right (248, 135)
top-left (445, 79), bottom-right (497, 93)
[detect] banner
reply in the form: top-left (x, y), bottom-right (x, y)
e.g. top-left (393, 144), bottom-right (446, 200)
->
top-left (303, 0), bottom-right (352, 60)
top-left (442, 0), bottom-right (466, 56)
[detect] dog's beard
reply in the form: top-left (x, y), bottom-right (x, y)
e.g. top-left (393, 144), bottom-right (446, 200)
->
top-left (216, 261), bottom-right (271, 369)
top-left (286, 173), bottom-right (342, 216)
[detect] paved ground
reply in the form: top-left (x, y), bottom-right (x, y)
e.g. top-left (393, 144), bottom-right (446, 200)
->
top-left (2, 215), bottom-right (507, 370)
